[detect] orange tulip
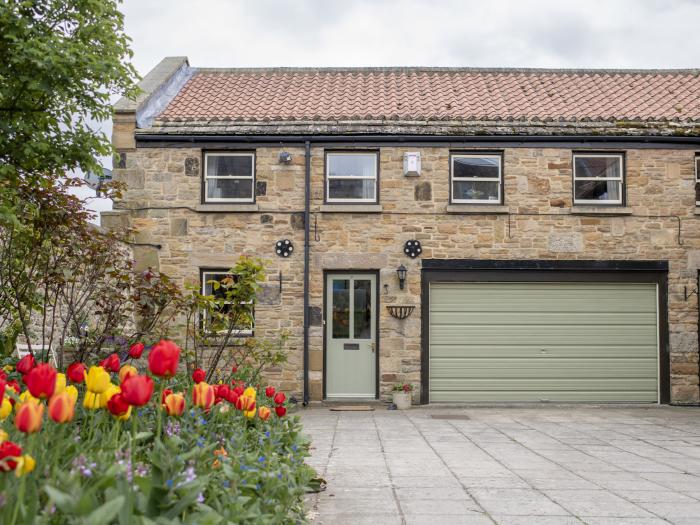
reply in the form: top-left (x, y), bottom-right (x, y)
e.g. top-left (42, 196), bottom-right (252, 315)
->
top-left (15, 401), bottom-right (44, 433)
top-left (118, 364), bottom-right (138, 383)
top-left (164, 392), bottom-right (185, 416)
top-left (192, 382), bottom-right (215, 411)
top-left (48, 391), bottom-right (75, 423)
top-left (258, 406), bottom-right (271, 421)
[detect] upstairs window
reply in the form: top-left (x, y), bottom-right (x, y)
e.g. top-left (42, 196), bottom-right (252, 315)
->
top-left (573, 153), bottom-right (623, 205)
top-left (451, 154), bottom-right (503, 203)
top-left (204, 152), bottom-right (255, 203)
top-left (201, 270), bottom-right (254, 335)
top-left (326, 152), bottom-right (378, 203)
top-left (695, 156), bottom-right (700, 205)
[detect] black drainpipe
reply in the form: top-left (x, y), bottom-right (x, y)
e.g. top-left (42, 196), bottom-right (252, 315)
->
top-left (302, 141), bottom-right (311, 405)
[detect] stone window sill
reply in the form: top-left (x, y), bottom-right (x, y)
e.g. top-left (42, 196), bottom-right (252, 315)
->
top-left (694, 206), bottom-right (700, 215)
top-left (570, 206), bottom-right (633, 216)
top-left (446, 204), bottom-right (509, 215)
top-left (319, 204), bottom-right (383, 213)
top-left (195, 203), bottom-right (259, 213)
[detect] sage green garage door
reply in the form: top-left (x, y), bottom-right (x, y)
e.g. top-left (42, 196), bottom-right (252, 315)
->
top-left (429, 282), bottom-right (659, 403)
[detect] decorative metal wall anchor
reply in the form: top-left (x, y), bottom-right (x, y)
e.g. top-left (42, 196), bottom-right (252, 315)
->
top-left (404, 240), bottom-right (422, 258)
top-left (275, 239), bottom-right (294, 257)
top-left (386, 305), bottom-right (415, 320)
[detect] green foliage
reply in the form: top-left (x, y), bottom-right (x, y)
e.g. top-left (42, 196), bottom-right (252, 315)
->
top-left (181, 257), bottom-right (288, 383)
top-left (0, 0), bottom-right (138, 222)
top-left (0, 372), bottom-right (313, 524)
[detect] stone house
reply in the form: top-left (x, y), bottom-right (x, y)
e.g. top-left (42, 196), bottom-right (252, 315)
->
top-left (106, 57), bottom-right (700, 405)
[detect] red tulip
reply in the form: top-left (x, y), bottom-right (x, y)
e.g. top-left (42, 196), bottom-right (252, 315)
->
top-left (99, 353), bottom-right (120, 373)
top-left (107, 393), bottom-right (131, 417)
top-left (15, 401), bottom-right (44, 433)
top-left (231, 366), bottom-right (237, 373)
top-left (0, 378), bottom-right (5, 401)
top-left (193, 382), bottom-right (215, 411)
top-left (128, 342), bottom-right (145, 359)
top-left (148, 339), bottom-right (180, 377)
top-left (0, 441), bottom-right (23, 471)
top-left (66, 362), bottom-right (86, 384)
top-left (164, 393), bottom-right (185, 416)
top-left (25, 363), bottom-right (57, 399)
top-left (215, 384), bottom-right (230, 401)
top-left (273, 392), bottom-right (286, 405)
top-left (121, 375), bottom-right (154, 407)
top-left (232, 385), bottom-right (244, 397)
top-left (16, 354), bottom-right (36, 375)
top-left (157, 388), bottom-right (172, 407)
top-left (265, 386), bottom-right (276, 398)
top-left (225, 390), bottom-right (239, 405)
top-left (192, 368), bottom-right (206, 384)
top-left (275, 405), bottom-right (287, 417)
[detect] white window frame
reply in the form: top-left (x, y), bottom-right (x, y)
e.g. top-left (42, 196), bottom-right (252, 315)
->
top-left (326, 152), bottom-right (378, 203)
top-left (695, 156), bottom-right (700, 206)
top-left (450, 154), bottom-right (503, 204)
top-left (573, 153), bottom-right (624, 205)
top-left (201, 270), bottom-right (253, 336)
top-left (203, 152), bottom-right (255, 203)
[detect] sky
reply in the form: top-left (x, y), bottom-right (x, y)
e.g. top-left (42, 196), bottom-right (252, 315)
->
top-left (83, 0), bottom-right (700, 217)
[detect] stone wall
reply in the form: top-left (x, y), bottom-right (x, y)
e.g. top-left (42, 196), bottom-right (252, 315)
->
top-left (107, 144), bottom-right (700, 404)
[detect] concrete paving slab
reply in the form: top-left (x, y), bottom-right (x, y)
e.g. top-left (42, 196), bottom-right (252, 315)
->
top-left (302, 405), bottom-right (700, 525)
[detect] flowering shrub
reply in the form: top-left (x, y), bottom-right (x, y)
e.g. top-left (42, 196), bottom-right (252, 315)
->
top-left (392, 382), bottom-right (414, 393)
top-left (0, 341), bottom-right (314, 523)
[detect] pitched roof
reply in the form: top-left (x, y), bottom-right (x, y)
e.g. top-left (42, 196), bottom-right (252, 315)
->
top-left (156, 67), bottom-right (700, 124)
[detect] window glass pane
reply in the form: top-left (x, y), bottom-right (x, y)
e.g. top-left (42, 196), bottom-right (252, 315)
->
top-left (452, 180), bottom-right (499, 201)
top-left (207, 155), bottom-right (253, 177)
top-left (574, 180), bottom-right (621, 201)
top-left (207, 178), bottom-right (253, 200)
top-left (575, 156), bottom-right (621, 179)
top-left (203, 273), bottom-right (231, 298)
top-left (696, 158), bottom-right (700, 181)
top-left (328, 179), bottom-right (375, 200)
top-left (453, 157), bottom-right (500, 178)
top-left (332, 280), bottom-right (350, 338)
top-left (694, 181), bottom-right (700, 202)
top-left (353, 279), bottom-right (372, 339)
top-left (329, 154), bottom-right (376, 177)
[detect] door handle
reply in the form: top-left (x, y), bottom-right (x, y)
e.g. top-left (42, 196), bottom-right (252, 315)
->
top-left (370, 342), bottom-right (375, 353)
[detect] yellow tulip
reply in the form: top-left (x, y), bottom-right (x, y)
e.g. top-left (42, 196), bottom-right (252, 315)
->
top-left (0, 398), bottom-right (11, 420)
top-left (116, 405), bottom-right (132, 421)
top-left (83, 391), bottom-right (101, 410)
top-left (64, 385), bottom-right (79, 405)
top-left (99, 384), bottom-right (120, 408)
top-left (54, 373), bottom-right (66, 395)
top-left (15, 454), bottom-right (36, 476)
top-left (84, 366), bottom-right (110, 394)
top-left (18, 390), bottom-right (39, 407)
top-left (0, 429), bottom-right (8, 443)
top-left (243, 386), bottom-right (256, 399)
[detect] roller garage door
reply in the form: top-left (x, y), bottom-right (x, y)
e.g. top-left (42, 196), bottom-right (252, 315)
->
top-left (429, 282), bottom-right (659, 403)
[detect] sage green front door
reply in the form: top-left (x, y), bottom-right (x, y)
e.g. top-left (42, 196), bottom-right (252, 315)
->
top-left (326, 273), bottom-right (376, 398)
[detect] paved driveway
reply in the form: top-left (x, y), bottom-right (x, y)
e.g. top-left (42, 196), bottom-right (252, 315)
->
top-left (302, 406), bottom-right (700, 525)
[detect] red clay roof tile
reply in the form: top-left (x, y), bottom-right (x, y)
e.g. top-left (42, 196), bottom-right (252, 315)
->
top-left (157, 68), bottom-right (700, 123)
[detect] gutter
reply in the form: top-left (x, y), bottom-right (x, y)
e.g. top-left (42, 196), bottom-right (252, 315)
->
top-left (303, 141), bottom-right (311, 406)
top-left (135, 133), bottom-right (700, 147)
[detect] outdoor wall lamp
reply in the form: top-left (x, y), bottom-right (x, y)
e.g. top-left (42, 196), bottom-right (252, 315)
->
top-left (396, 264), bottom-right (407, 290)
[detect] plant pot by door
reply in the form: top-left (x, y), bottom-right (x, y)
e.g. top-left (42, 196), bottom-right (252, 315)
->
top-left (392, 391), bottom-right (412, 410)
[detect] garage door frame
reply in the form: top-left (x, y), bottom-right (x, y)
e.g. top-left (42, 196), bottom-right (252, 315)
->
top-left (420, 259), bottom-right (669, 404)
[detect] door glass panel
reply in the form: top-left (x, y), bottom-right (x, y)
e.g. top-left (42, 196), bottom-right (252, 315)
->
top-left (353, 279), bottom-right (372, 339)
top-left (332, 280), bottom-right (350, 339)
